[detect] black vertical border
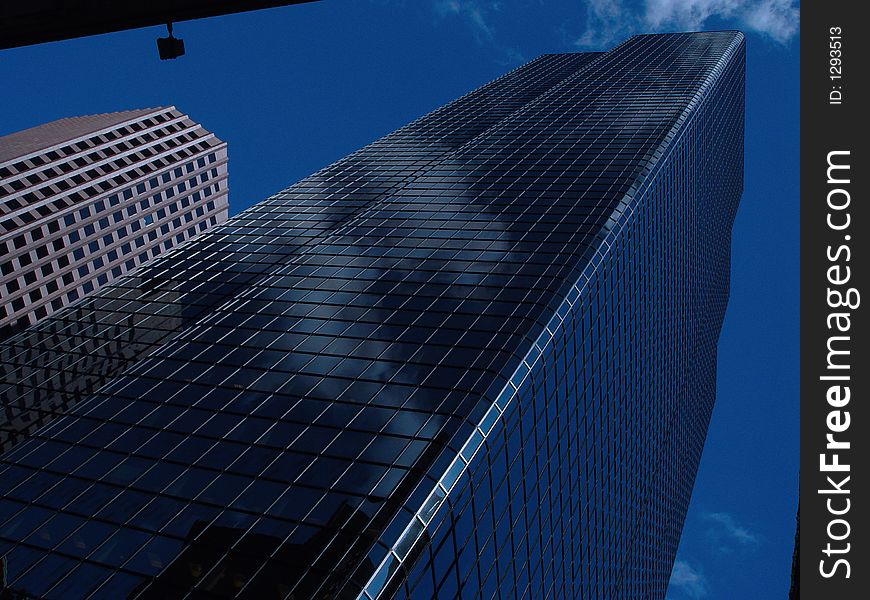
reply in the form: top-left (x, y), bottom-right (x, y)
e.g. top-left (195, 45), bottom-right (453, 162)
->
top-left (801, 2), bottom-right (868, 597)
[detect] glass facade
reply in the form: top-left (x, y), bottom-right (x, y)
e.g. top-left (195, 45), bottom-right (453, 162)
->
top-left (0, 31), bottom-right (744, 599)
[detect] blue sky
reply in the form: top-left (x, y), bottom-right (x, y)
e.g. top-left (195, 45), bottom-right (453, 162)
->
top-left (0, 1), bottom-right (799, 597)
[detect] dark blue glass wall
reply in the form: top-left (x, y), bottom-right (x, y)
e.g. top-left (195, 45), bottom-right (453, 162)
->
top-left (366, 31), bottom-right (745, 600)
top-left (0, 32), bottom-right (743, 600)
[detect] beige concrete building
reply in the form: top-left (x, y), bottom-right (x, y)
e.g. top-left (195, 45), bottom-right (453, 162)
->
top-left (0, 107), bottom-right (228, 338)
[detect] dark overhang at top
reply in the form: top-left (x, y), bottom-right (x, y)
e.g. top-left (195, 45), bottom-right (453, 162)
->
top-left (0, 0), bottom-right (320, 50)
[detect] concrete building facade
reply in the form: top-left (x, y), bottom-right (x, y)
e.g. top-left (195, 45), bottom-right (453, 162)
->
top-left (0, 107), bottom-right (228, 338)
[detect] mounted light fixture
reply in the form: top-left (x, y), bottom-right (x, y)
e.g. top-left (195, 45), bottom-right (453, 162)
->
top-left (156, 22), bottom-right (185, 59)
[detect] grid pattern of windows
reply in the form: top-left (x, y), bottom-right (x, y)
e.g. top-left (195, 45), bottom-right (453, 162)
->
top-left (381, 34), bottom-right (745, 599)
top-left (0, 32), bottom-right (743, 600)
top-left (0, 51), bottom-right (598, 454)
top-left (0, 107), bottom-right (229, 338)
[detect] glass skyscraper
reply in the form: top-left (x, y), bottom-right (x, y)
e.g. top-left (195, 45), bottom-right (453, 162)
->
top-left (0, 31), bottom-right (744, 600)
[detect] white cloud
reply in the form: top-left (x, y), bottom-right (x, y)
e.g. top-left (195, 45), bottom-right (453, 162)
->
top-left (575, 0), bottom-right (634, 48)
top-left (576, 0), bottom-right (799, 48)
top-left (704, 511), bottom-right (762, 546)
top-left (644, 0), bottom-right (738, 30)
top-left (740, 0), bottom-right (799, 43)
top-left (432, 0), bottom-right (527, 64)
top-left (669, 560), bottom-right (709, 599)
top-left (434, 0), bottom-right (500, 41)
